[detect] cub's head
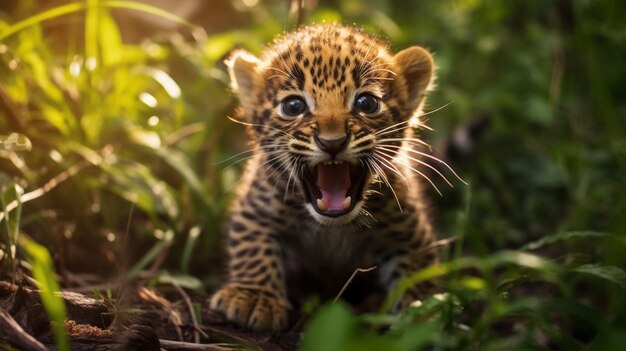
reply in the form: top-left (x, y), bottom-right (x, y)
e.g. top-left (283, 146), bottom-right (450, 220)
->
top-left (227, 24), bottom-right (435, 225)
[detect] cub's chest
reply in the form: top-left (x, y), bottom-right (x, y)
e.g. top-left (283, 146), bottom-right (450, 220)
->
top-left (280, 224), bottom-right (375, 272)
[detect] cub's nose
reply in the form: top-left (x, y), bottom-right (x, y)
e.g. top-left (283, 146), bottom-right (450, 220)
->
top-left (314, 134), bottom-right (349, 157)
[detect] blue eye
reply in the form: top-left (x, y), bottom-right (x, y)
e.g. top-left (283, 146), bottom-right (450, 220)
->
top-left (354, 93), bottom-right (379, 115)
top-left (280, 96), bottom-right (307, 118)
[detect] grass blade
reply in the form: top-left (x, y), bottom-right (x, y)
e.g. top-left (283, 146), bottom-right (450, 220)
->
top-left (20, 236), bottom-right (69, 351)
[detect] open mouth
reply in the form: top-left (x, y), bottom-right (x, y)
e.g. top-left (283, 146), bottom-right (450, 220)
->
top-left (301, 161), bottom-right (368, 217)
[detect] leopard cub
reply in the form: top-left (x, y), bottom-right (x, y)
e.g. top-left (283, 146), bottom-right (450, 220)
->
top-left (210, 24), bottom-right (444, 331)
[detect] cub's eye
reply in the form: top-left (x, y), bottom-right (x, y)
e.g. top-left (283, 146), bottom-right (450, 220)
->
top-left (354, 93), bottom-right (379, 115)
top-left (280, 96), bottom-right (308, 118)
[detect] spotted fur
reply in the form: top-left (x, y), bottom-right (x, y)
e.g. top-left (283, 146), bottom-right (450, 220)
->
top-left (210, 24), bottom-right (445, 331)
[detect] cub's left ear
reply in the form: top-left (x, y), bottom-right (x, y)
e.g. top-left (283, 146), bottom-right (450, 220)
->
top-left (225, 49), bottom-right (262, 116)
top-left (393, 46), bottom-right (435, 112)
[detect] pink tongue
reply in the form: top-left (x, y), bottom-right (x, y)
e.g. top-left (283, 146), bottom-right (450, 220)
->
top-left (316, 163), bottom-right (351, 212)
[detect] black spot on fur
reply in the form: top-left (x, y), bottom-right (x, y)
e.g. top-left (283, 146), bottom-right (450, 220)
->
top-left (230, 221), bottom-right (246, 232)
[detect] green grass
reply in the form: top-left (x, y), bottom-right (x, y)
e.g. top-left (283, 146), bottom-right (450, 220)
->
top-left (21, 236), bottom-right (70, 351)
top-left (1, 0), bottom-right (625, 350)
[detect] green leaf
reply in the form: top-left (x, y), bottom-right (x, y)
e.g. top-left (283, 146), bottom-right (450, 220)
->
top-left (395, 320), bottom-right (440, 351)
top-left (0, 2), bottom-right (87, 41)
top-left (100, 160), bottom-right (179, 219)
top-left (128, 229), bottom-right (174, 278)
top-left (20, 236), bottom-right (69, 351)
top-left (98, 7), bottom-right (123, 67)
top-left (155, 272), bottom-right (203, 290)
top-left (383, 251), bottom-right (558, 312)
top-left (181, 225), bottom-right (201, 273)
top-left (300, 303), bottom-right (356, 351)
top-left (572, 264), bottom-right (626, 289)
top-left (520, 231), bottom-right (608, 251)
top-left (155, 146), bottom-right (211, 211)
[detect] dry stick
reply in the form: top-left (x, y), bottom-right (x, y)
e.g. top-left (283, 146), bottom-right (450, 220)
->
top-left (111, 203), bottom-right (136, 331)
top-left (173, 283), bottom-right (208, 343)
top-left (294, 0), bottom-right (304, 28)
top-left (139, 287), bottom-right (185, 342)
top-left (0, 309), bottom-right (48, 351)
top-left (289, 266), bottom-right (378, 333)
top-left (334, 266), bottom-right (378, 303)
top-left (287, 0), bottom-right (305, 29)
top-left (0, 160), bottom-right (92, 223)
top-left (200, 325), bottom-right (267, 351)
top-left (158, 339), bottom-right (237, 351)
top-left (414, 237), bottom-right (457, 257)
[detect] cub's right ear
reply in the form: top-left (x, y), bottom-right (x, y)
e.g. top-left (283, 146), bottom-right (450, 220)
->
top-left (225, 49), bottom-right (262, 113)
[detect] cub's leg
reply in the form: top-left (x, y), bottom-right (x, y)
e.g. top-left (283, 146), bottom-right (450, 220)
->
top-left (209, 201), bottom-right (289, 331)
top-left (376, 221), bottom-right (439, 313)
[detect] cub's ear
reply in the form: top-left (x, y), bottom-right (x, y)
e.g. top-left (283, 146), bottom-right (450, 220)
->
top-left (225, 49), bottom-right (262, 113)
top-left (393, 46), bottom-right (435, 113)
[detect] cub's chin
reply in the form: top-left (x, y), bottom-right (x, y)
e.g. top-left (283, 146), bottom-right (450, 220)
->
top-left (304, 200), bottom-right (366, 226)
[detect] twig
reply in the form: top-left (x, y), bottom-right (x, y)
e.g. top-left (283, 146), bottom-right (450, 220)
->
top-left (158, 339), bottom-right (239, 351)
top-left (334, 266), bottom-right (378, 303)
top-left (173, 283), bottom-right (207, 343)
top-left (138, 287), bottom-right (184, 341)
top-left (414, 237), bottom-right (457, 256)
top-left (0, 160), bottom-right (92, 223)
top-left (200, 324), bottom-right (266, 351)
top-left (0, 309), bottom-right (49, 351)
top-left (289, 266), bottom-right (378, 333)
top-left (288, 0), bottom-right (305, 29)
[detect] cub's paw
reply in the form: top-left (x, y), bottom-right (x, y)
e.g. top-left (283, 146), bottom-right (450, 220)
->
top-left (209, 284), bottom-right (289, 331)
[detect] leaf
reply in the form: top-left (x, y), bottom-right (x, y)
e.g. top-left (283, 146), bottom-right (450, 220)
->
top-left (571, 264), bottom-right (626, 289)
top-left (127, 229), bottom-right (174, 278)
top-left (100, 160), bottom-right (179, 219)
top-left (383, 251), bottom-right (558, 312)
top-left (300, 303), bottom-right (356, 351)
top-left (20, 236), bottom-right (69, 351)
top-left (155, 146), bottom-right (211, 211)
top-left (98, 7), bottom-right (123, 67)
top-left (0, 2), bottom-right (87, 41)
top-left (395, 321), bottom-right (440, 351)
top-left (180, 225), bottom-right (201, 273)
top-left (155, 272), bottom-right (203, 290)
top-left (520, 231), bottom-right (608, 251)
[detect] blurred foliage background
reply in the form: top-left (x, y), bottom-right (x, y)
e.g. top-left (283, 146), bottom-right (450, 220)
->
top-left (1, 0), bottom-right (625, 350)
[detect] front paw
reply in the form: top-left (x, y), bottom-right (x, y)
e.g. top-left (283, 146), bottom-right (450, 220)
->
top-left (209, 284), bottom-right (289, 331)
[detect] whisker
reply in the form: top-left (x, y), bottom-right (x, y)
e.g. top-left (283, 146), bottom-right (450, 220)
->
top-left (370, 153), bottom-right (410, 189)
top-left (214, 143), bottom-right (286, 166)
top-left (374, 150), bottom-right (442, 196)
top-left (374, 102), bottom-right (455, 137)
top-left (374, 119), bottom-right (413, 136)
top-left (366, 157), bottom-right (404, 212)
top-left (221, 147), bottom-right (290, 170)
top-left (376, 146), bottom-right (453, 187)
top-left (266, 67), bottom-right (292, 80)
top-left (417, 101), bottom-right (455, 119)
top-left (377, 137), bottom-right (430, 148)
top-left (227, 116), bottom-right (292, 138)
top-left (377, 143), bottom-right (466, 184)
top-left (365, 76), bottom-right (395, 82)
top-left (220, 152), bottom-right (285, 196)
top-left (284, 157), bottom-right (297, 202)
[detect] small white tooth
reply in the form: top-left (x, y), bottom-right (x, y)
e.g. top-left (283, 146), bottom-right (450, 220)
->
top-left (317, 198), bottom-right (327, 211)
top-left (342, 196), bottom-right (351, 210)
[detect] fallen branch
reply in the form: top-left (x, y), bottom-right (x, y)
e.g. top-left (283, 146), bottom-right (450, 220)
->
top-left (0, 309), bottom-right (48, 351)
